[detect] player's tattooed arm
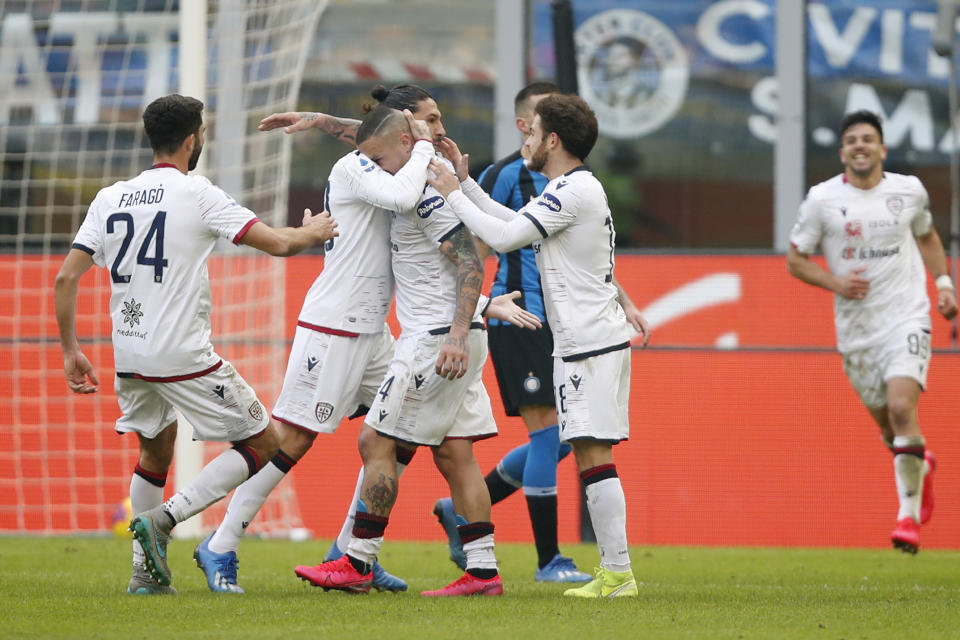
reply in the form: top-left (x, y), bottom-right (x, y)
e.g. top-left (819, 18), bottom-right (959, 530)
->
top-left (258, 111), bottom-right (360, 146)
top-left (311, 113), bottom-right (360, 146)
top-left (436, 225), bottom-right (482, 379)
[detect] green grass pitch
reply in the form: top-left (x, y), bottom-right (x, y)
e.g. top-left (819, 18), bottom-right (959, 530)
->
top-left (2, 537), bottom-right (959, 639)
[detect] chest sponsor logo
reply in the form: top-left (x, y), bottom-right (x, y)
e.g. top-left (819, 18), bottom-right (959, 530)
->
top-left (315, 402), bottom-right (334, 423)
top-left (417, 195), bottom-right (445, 218)
top-left (538, 193), bottom-right (562, 212)
top-left (886, 196), bottom-right (903, 216)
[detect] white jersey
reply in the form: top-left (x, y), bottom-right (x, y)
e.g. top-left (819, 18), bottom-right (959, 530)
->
top-left (72, 165), bottom-right (258, 378)
top-left (296, 141), bottom-right (433, 334)
top-left (520, 166), bottom-right (629, 359)
top-left (392, 172), bottom-right (483, 333)
top-left (789, 172), bottom-right (933, 353)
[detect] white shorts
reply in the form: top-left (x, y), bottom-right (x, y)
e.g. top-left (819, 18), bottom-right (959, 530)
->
top-left (114, 359), bottom-right (269, 442)
top-left (842, 321), bottom-right (931, 409)
top-left (272, 323), bottom-right (395, 434)
top-left (365, 327), bottom-right (497, 446)
top-left (554, 346), bottom-right (631, 444)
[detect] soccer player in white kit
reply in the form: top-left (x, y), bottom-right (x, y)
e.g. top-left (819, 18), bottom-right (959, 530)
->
top-left (787, 110), bottom-right (957, 553)
top-left (195, 104), bottom-right (435, 593)
top-left (54, 94), bottom-right (338, 594)
top-left (293, 104), bottom-right (516, 597)
top-left (428, 94), bottom-right (650, 598)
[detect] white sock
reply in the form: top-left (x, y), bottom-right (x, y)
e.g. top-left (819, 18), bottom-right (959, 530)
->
top-left (209, 460), bottom-right (286, 554)
top-left (130, 472), bottom-right (164, 568)
top-left (346, 536), bottom-right (382, 566)
top-left (334, 458), bottom-right (410, 555)
top-left (892, 435), bottom-right (925, 523)
top-left (585, 477), bottom-right (631, 573)
top-left (163, 448), bottom-right (250, 524)
top-left (463, 533), bottom-right (497, 571)
top-left (335, 467), bottom-right (365, 555)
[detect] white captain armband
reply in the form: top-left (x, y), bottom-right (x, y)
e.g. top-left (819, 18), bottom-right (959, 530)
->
top-left (935, 274), bottom-right (955, 291)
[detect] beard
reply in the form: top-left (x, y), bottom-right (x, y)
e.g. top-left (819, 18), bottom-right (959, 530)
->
top-left (526, 139), bottom-right (549, 173)
top-left (188, 143), bottom-right (203, 171)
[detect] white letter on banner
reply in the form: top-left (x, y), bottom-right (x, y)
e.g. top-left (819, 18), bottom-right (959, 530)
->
top-left (49, 13), bottom-right (119, 124)
top-left (808, 4), bottom-right (876, 69)
top-left (697, 0), bottom-right (770, 64)
top-left (846, 83), bottom-right (934, 151)
top-left (0, 14), bottom-right (60, 124)
top-left (879, 10), bottom-right (904, 75)
top-left (121, 13), bottom-right (179, 109)
top-left (748, 76), bottom-right (778, 143)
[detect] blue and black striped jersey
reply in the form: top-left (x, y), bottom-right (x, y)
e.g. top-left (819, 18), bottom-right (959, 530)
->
top-left (477, 150), bottom-right (549, 324)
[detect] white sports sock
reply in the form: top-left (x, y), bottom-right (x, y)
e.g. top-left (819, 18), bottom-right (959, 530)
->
top-left (463, 533), bottom-right (497, 571)
top-left (163, 448), bottom-right (250, 524)
top-left (346, 536), bottom-right (383, 566)
top-left (335, 459), bottom-right (409, 555)
top-left (585, 477), bottom-right (631, 573)
top-left (209, 460), bottom-right (286, 554)
top-left (335, 467), bottom-right (365, 555)
top-left (892, 435), bottom-right (925, 523)
top-left (130, 472), bottom-right (163, 567)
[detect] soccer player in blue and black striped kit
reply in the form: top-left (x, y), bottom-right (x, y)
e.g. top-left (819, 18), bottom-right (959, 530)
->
top-left (433, 82), bottom-right (590, 583)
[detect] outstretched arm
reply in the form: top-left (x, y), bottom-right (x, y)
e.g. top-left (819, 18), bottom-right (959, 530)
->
top-left (240, 208), bottom-right (339, 257)
top-left (55, 249), bottom-right (99, 394)
top-left (428, 160), bottom-right (541, 253)
top-left (259, 111), bottom-right (361, 147)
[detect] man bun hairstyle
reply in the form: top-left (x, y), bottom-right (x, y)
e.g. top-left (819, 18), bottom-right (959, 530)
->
top-left (839, 109), bottom-right (884, 143)
top-left (535, 94), bottom-right (599, 162)
top-left (142, 94), bottom-right (204, 155)
top-left (363, 83), bottom-right (435, 114)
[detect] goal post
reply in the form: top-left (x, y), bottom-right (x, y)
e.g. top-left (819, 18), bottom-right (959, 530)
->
top-left (0, 0), bottom-right (328, 537)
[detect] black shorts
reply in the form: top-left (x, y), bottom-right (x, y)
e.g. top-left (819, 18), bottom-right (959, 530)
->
top-left (487, 323), bottom-right (555, 416)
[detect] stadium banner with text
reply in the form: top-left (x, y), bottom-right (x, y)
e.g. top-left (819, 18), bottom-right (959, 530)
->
top-left (6, 253), bottom-right (959, 548)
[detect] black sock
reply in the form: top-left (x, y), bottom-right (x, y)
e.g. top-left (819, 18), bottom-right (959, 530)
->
top-left (485, 469), bottom-right (518, 505)
top-left (467, 568), bottom-right (498, 580)
top-left (346, 554), bottom-right (371, 575)
top-left (526, 494), bottom-right (559, 568)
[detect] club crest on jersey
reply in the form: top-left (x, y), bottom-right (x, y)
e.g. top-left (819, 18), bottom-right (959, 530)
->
top-left (523, 374), bottom-right (541, 394)
top-left (248, 401), bottom-right (264, 422)
top-left (844, 220), bottom-right (863, 240)
top-left (417, 195), bottom-right (445, 218)
top-left (315, 402), bottom-right (334, 423)
top-left (537, 193), bottom-right (562, 212)
top-left (886, 196), bottom-right (903, 216)
top-left (121, 298), bottom-right (143, 326)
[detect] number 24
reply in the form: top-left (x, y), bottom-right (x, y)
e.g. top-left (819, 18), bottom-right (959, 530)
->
top-left (106, 211), bottom-right (168, 283)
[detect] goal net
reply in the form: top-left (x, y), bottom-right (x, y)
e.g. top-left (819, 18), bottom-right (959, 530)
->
top-left (0, 0), bottom-right (326, 536)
